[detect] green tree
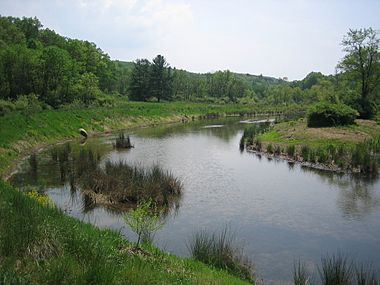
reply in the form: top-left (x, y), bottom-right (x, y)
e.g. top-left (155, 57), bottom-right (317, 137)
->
top-left (151, 55), bottom-right (173, 102)
top-left (338, 28), bottom-right (380, 118)
top-left (124, 200), bottom-right (164, 247)
top-left (39, 46), bottom-right (73, 107)
top-left (128, 59), bottom-right (152, 101)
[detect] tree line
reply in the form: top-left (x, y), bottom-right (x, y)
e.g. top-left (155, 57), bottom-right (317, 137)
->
top-left (0, 16), bottom-right (379, 119)
top-left (0, 16), bottom-right (129, 108)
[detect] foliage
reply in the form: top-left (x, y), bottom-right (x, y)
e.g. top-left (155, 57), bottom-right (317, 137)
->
top-left (337, 28), bottom-right (380, 118)
top-left (128, 55), bottom-right (174, 102)
top-left (24, 187), bottom-right (52, 207)
top-left (0, 16), bottom-right (128, 108)
top-left (188, 227), bottom-right (255, 283)
top-left (124, 200), bottom-right (164, 247)
top-left (307, 102), bottom-right (358, 127)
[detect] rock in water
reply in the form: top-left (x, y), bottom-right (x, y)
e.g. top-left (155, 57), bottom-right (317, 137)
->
top-left (79, 128), bottom-right (88, 138)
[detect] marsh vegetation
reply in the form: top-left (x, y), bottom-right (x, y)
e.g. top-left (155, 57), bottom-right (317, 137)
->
top-left (188, 227), bottom-right (254, 283)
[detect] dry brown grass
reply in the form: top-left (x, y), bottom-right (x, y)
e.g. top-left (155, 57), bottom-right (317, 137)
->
top-left (270, 119), bottom-right (379, 144)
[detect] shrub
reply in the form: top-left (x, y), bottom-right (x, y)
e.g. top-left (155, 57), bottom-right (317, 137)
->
top-left (307, 102), bottom-right (358, 127)
top-left (0, 99), bottom-right (15, 116)
top-left (124, 200), bottom-right (164, 247)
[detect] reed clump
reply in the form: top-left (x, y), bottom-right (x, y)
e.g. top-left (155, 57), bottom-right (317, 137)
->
top-left (318, 253), bottom-right (353, 285)
top-left (81, 161), bottom-right (182, 207)
top-left (240, 122), bottom-right (271, 150)
top-left (293, 260), bottom-right (310, 285)
top-left (115, 133), bottom-right (133, 149)
top-left (188, 227), bottom-right (255, 283)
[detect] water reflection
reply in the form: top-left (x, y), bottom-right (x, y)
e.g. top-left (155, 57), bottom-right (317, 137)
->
top-left (11, 140), bottom-right (182, 218)
top-left (300, 166), bottom-right (380, 219)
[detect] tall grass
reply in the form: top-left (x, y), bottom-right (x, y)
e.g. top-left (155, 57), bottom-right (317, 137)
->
top-left (240, 122), bottom-right (271, 150)
top-left (81, 160), bottom-right (183, 207)
top-left (293, 260), bottom-right (310, 285)
top-left (188, 227), bottom-right (255, 283)
top-left (355, 264), bottom-right (380, 285)
top-left (318, 253), bottom-right (353, 285)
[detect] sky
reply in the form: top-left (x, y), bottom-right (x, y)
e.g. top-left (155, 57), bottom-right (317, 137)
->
top-left (1, 0), bottom-right (379, 80)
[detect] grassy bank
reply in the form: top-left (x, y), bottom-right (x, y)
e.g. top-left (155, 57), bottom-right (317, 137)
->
top-left (0, 181), bottom-right (248, 285)
top-left (245, 118), bottom-right (380, 174)
top-left (0, 101), bottom-right (292, 177)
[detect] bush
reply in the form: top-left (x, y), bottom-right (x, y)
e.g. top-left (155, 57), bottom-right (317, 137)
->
top-left (307, 102), bottom-right (358, 127)
top-left (124, 200), bottom-right (164, 247)
top-left (14, 94), bottom-right (43, 116)
top-left (0, 99), bottom-right (15, 116)
top-left (350, 97), bottom-right (377, 119)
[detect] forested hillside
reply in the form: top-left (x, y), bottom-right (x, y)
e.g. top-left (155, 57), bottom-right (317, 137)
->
top-left (0, 16), bottom-right (379, 117)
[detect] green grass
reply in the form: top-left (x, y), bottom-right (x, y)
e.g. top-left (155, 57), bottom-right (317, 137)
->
top-left (0, 180), bottom-right (249, 285)
top-left (252, 118), bottom-right (380, 174)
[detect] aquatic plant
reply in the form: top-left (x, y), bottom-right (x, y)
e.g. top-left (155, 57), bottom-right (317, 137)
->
top-left (240, 122), bottom-right (271, 150)
top-left (355, 263), bottom-right (380, 285)
top-left (301, 145), bottom-right (310, 161)
top-left (318, 253), bottom-right (353, 285)
top-left (286, 145), bottom-right (296, 158)
top-left (293, 260), bottom-right (310, 285)
top-left (81, 161), bottom-right (182, 207)
top-left (188, 227), bottom-right (255, 283)
top-left (115, 133), bottom-right (133, 149)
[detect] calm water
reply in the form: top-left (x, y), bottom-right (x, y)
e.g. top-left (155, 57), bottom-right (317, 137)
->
top-left (11, 118), bottom-right (380, 284)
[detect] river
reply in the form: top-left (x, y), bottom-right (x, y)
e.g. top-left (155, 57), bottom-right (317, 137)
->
top-left (11, 117), bottom-right (380, 284)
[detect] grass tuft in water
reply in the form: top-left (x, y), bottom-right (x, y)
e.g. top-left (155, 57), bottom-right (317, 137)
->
top-left (318, 253), bottom-right (353, 285)
top-left (293, 260), bottom-right (310, 285)
top-left (188, 227), bottom-right (255, 283)
top-left (81, 160), bottom-right (182, 207)
top-left (115, 133), bottom-right (133, 149)
top-left (355, 263), bottom-right (380, 285)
